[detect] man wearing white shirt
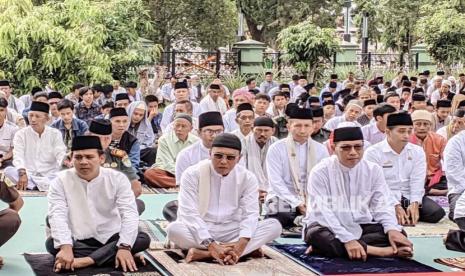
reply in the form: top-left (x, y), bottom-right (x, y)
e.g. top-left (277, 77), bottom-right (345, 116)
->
top-left (4, 102), bottom-right (66, 191)
top-left (162, 112), bottom-right (224, 222)
top-left (123, 81), bottom-right (143, 102)
top-left (230, 103), bottom-right (254, 148)
top-left (160, 82), bottom-right (201, 130)
top-left (0, 80), bottom-right (25, 114)
top-left (175, 112), bottom-right (224, 186)
top-left (46, 136), bottom-right (149, 273)
top-left (304, 126), bottom-right (413, 260)
top-left (167, 134), bottom-right (282, 264)
top-left (243, 117), bottom-right (277, 202)
top-left (426, 76), bottom-right (442, 99)
top-left (430, 80), bottom-right (454, 106)
top-left (265, 106), bottom-right (329, 228)
top-left (259, 72), bottom-right (279, 95)
top-left (0, 98), bottom-right (18, 168)
top-left (364, 113), bottom-right (445, 225)
top-left (199, 84), bottom-right (227, 115)
top-left (361, 103), bottom-right (396, 145)
top-left (444, 128), bottom-right (465, 221)
top-left (324, 100), bottom-right (363, 131)
top-left (161, 77), bottom-right (177, 103)
top-left (437, 109), bottom-right (465, 141)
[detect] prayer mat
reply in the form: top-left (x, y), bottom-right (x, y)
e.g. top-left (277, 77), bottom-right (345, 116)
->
top-left (153, 187), bottom-right (179, 194)
top-left (403, 218), bottom-right (459, 238)
top-left (139, 220), bottom-right (169, 250)
top-left (141, 185), bottom-right (179, 194)
top-left (434, 257), bottom-right (465, 270)
top-left (270, 244), bottom-right (441, 275)
top-left (24, 252), bottom-right (162, 276)
top-left (19, 190), bottom-right (47, 197)
top-left (142, 184), bottom-right (158, 194)
top-left (428, 195), bottom-right (449, 209)
top-left (148, 219), bottom-right (169, 235)
top-left (147, 245), bottom-right (315, 276)
top-left (281, 226), bottom-right (303, 238)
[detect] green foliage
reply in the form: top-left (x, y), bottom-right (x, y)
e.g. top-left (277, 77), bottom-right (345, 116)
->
top-left (417, 7), bottom-right (465, 66)
top-left (238, 0), bottom-right (344, 47)
top-left (277, 20), bottom-right (340, 81)
top-left (146, 0), bottom-right (237, 51)
top-left (0, 0), bottom-right (159, 94)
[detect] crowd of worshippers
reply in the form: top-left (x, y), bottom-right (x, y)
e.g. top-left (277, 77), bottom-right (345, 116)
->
top-left (4, 68), bottom-right (465, 271)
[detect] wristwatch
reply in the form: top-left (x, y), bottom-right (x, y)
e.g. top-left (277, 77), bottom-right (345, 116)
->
top-left (117, 243), bottom-right (132, 251)
top-left (201, 238), bottom-right (215, 248)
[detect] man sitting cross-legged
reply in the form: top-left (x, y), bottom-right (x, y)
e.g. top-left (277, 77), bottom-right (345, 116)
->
top-left (46, 136), bottom-right (149, 273)
top-left (166, 133), bottom-right (282, 264)
top-left (304, 126), bottom-right (413, 260)
top-left (0, 175), bottom-right (23, 269)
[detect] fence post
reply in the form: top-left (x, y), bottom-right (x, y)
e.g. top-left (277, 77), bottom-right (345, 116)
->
top-left (171, 50), bottom-right (176, 77)
top-left (237, 50), bottom-right (241, 75)
top-left (368, 52), bottom-right (372, 69)
top-left (215, 49), bottom-right (221, 77)
top-left (333, 52), bottom-right (337, 68)
top-left (277, 51), bottom-right (282, 78)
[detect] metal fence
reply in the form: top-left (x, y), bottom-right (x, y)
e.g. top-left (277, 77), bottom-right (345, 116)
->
top-left (158, 50), bottom-right (239, 78)
top-left (263, 52), bottom-right (298, 79)
top-left (356, 53), bottom-right (420, 71)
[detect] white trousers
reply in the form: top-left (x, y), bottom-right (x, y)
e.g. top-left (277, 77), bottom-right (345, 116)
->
top-left (166, 218), bottom-right (282, 256)
top-left (4, 166), bottom-right (57, 191)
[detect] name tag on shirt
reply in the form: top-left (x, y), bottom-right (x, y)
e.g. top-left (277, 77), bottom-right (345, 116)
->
top-left (382, 161), bottom-right (393, 168)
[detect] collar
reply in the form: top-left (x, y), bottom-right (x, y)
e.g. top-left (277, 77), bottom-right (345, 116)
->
top-left (380, 139), bottom-right (412, 154)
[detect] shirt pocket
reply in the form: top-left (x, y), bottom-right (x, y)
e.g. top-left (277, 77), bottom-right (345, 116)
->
top-left (382, 165), bottom-right (397, 182)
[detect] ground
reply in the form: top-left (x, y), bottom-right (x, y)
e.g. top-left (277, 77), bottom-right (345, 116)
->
top-left (0, 194), bottom-right (463, 275)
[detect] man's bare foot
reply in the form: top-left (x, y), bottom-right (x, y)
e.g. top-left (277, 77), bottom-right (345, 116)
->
top-left (0, 256), bottom-right (3, 269)
top-left (73, 257), bottom-right (94, 269)
top-left (247, 248), bottom-right (264, 259)
top-left (185, 248), bottom-right (212, 263)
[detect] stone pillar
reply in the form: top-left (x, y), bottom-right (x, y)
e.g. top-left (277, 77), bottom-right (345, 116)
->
top-left (232, 39), bottom-right (267, 75)
top-left (411, 43), bottom-right (436, 72)
top-left (335, 41), bottom-right (359, 67)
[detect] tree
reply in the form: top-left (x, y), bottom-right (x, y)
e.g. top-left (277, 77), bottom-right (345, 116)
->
top-left (238, 0), bottom-right (344, 47)
top-left (0, 0), bottom-right (159, 94)
top-left (417, 7), bottom-right (465, 67)
top-left (146, 0), bottom-right (237, 51)
top-left (278, 20), bottom-right (340, 81)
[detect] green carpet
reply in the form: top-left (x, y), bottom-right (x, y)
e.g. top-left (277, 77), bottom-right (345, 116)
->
top-left (0, 194), bottom-right (177, 276)
top-left (0, 195), bottom-right (463, 275)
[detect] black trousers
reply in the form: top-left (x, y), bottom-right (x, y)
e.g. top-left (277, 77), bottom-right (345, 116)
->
top-left (140, 147), bottom-right (156, 168)
top-left (264, 197), bottom-right (300, 228)
top-left (304, 223), bottom-right (402, 258)
top-left (401, 196), bottom-right (445, 223)
top-left (445, 217), bottom-right (465, 253)
top-left (45, 232), bottom-right (150, 266)
top-left (0, 209), bottom-right (21, 247)
top-left (448, 193), bottom-right (462, 221)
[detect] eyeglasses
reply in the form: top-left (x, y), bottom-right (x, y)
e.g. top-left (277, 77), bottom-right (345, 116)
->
top-left (202, 129), bottom-right (223, 135)
top-left (338, 144), bottom-right (364, 152)
top-left (213, 153), bottom-right (237, 161)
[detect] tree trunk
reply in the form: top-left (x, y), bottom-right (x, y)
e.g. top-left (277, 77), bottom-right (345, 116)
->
top-left (244, 17), bottom-right (264, 42)
top-left (308, 63), bottom-right (318, 82)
